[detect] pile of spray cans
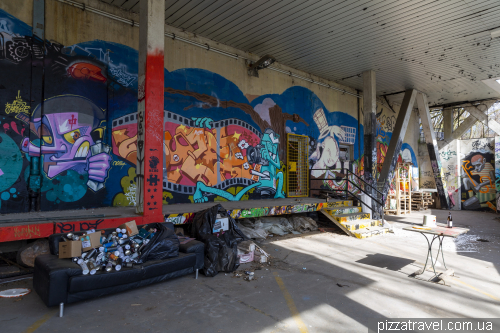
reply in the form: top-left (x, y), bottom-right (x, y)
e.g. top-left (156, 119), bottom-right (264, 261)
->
top-left (61, 226), bottom-right (157, 275)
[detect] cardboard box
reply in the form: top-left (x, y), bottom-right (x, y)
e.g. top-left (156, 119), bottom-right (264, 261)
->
top-left (213, 214), bottom-right (229, 233)
top-left (81, 232), bottom-right (101, 251)
top-left (59, 241), bottom-right (82, 259)
top-left (119, 220), bottom-right (139, 236)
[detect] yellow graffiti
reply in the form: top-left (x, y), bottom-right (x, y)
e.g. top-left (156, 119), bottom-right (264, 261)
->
top-left (14, 225), bottom-right (41, 239)
top-left (112, 160), bottom-right (126, 167)
top-left (5, 91), bottom-right (30, 114)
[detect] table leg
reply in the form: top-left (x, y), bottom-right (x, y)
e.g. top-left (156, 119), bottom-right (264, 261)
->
top-left (415, 233), bottom-right (439, 278)
top-left (437, 235), bottom-right (448, 270)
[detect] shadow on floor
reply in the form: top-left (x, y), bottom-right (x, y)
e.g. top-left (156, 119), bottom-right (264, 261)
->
top-left (356, 253), bottom-right (415, 271)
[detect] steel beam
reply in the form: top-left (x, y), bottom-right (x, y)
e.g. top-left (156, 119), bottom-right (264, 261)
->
top-left (136, 0), bottom-right (165, 218)
top-left (464, 105), bottom-right (500, 135)
top-left (417, 92), bottom-right (450, 209)
top-left (443, 107), bottom-right (453, 142)
top-left (378, 89), bottom-right (417, 197)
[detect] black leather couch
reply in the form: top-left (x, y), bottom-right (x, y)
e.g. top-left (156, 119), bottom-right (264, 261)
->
top-left (34, 223), bottom-right (204, 315)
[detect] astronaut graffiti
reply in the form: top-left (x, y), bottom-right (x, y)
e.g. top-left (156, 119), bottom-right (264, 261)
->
top-left (461, 151), bottom-right (496, 210)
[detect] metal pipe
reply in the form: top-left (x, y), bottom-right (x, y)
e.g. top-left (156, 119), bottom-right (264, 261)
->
top-left (55, 0), bottom-right (361, 99)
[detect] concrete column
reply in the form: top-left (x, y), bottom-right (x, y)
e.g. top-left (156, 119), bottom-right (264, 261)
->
top-left (443, 107), bottom-right (453, 142)
top-left (362, 70), bottom-right (377, 188)
top-left (417, 92), bottom-right (450, 209)
top-left (136, 0), bottom-right (165, 218)
top-left (379, 89), bottom-right (417, 197)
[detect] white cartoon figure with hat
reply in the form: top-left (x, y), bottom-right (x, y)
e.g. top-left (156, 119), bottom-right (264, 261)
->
top-left (309, 108), bottom-right (346, 177)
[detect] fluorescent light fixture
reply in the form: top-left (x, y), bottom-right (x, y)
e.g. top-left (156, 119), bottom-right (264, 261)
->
top-left (247, 55), bottom-right (276, 77)
top-left (491, 28), bottom-right (500, 38)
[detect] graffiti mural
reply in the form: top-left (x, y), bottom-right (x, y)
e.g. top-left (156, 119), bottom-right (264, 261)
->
top-left (0, 9), bottom-right (136, 212)
top-left (0, 8), bottom-right (423, 212)
top-left (460, 138), bottom-right (496, 211)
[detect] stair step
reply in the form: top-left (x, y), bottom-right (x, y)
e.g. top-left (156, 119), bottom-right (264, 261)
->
top-left (325, 206), bottom-right (362, 215)
top-left (329, 212), bottom-right (371, 223)
top-left (324, 200), bottom-right (353, 209)
top-left (352, 226), bottom-right (390, 239)
top-left (341, 219), bottom-right (382, 231)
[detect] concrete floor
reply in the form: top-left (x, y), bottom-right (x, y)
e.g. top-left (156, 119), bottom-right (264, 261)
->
top-left (1, 209), bottom-right (499, 332)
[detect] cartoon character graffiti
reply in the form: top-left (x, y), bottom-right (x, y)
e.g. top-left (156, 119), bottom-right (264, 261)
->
top-left (309, 108), bottom-right (346, 177)
top-left (21, 96), bottom-right (111, 192)
top-left (462, 153), bottom-right (495, 210)
top-left (193, 124), bottom-right (285, 202)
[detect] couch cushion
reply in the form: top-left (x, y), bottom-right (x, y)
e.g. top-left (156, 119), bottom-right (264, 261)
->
top-left (68, 252), bottom-right (196, 293)
top-left (68, 266), bottom-right (143, 293)
top-left (140, 252), bottom-right (196, 280)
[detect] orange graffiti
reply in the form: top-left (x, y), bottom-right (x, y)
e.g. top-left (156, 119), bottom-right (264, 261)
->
top-left (112, 123), bottom-right (258, 187)
top-left (461, 161), bottom-right (493, 194)
top-left (67, 62), bottom-right (107, 82)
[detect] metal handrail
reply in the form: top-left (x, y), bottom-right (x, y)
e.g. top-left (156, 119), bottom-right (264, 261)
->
top-left (309, 167), bottom-right (385, 223)
top-left (345, 169), bottom-right (383, 197)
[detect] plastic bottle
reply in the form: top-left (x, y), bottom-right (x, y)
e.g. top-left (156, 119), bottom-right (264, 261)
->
top-left (79, 261), bottom-right (89, 275)
top-left (447, 212), bottom-right (453, 228)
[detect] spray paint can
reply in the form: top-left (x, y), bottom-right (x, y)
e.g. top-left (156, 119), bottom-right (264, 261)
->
top-left (87, 261), bottom-right (97, 275)
top-left (86, 249), bottom-right (97, 260)
top-left (105, 262), bottom-right (112, 272)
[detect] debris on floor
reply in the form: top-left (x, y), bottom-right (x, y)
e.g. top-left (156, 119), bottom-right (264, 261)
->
top-left (0, 288), bottom-right (31, 298)
top-left (236, 214), bottom-right (319, 240)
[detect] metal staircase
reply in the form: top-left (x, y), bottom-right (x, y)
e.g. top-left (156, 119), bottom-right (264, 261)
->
top-left (311, 169), bottom-right (391, 239)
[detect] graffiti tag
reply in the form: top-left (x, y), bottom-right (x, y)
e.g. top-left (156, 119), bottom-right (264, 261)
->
top-left (5, 91), bottom-right (30, 114)
top-left (14, 225), bottom-right (41, 239)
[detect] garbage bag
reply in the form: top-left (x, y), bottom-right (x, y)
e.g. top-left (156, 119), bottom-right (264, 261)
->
top-left (192, 204), bottom-right (247, 277)
top-left (289, 216), bottom-right (318, 233)
top-left (258, 217), bottom-right (294, 235)
top-left (136, 223), bottom-right (180, 264)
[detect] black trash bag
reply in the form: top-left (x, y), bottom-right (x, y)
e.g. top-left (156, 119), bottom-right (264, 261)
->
top-left (137, 223), bottom-right (180, 264)
top-left (192, 204), bottom-right (247, 277)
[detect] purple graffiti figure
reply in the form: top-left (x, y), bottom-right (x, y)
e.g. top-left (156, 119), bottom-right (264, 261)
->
top-left (21, 96), bottom-right (111, 190)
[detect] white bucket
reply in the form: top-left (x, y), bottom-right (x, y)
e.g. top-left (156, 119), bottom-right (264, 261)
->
top-left (423, 215), bottom-right (436, 227)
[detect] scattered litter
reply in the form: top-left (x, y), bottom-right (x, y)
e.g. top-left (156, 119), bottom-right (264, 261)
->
top-left (336, 283), bottom-right (349, 288)
top-left (303, 267), bottom-right (306, 270)
top-left (131, 304), bottom-right (141, 306)
top-left (275, 249), bottom-right (279, 251)
top-left (0, 288), bottom-right (30, 298)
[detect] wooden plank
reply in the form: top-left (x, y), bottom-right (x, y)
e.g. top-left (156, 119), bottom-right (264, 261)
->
top-left (53, 216), bottom-right (145, 234)
top-left (319, 210), bottom-right (353, 237)
top-left (0, 223), bottom-right (53, 242)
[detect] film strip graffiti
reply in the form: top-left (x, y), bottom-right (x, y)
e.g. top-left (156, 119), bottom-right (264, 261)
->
top-left (162, 200), bottom-right (353, 224)
top-left (112, 110), bottom-right (265, 197)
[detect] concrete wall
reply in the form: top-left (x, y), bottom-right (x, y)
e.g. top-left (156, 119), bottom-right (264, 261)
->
top-left (0, 0), bottom-right (419, 213)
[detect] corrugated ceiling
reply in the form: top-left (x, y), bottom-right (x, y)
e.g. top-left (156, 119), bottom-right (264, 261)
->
top-left (101, 0), bottom-right (500, 106)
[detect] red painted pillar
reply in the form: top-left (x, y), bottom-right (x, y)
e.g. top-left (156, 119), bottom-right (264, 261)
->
top-left (136, 0), bottom-right (165, 220)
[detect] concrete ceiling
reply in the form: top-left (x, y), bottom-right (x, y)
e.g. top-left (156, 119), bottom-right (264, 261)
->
top-left (102, 0), bottom-right (500, 107)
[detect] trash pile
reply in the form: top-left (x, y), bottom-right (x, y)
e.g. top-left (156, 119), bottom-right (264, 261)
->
top-left (58, 220), bottom-right (179, 275)
top-left (236, 215), bottom-right (318, 240)
top-left (237, 240), bottom-right (269, 264)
